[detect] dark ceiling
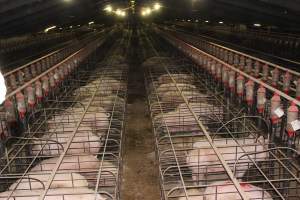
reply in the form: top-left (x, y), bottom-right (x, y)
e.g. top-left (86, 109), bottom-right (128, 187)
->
top-left (0, 0), bottom-right (299, 36)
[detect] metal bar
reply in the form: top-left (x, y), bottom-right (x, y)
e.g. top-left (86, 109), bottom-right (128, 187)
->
top-left (160, 29), bottom-right (300, 107)
top-left (4, 49), bottom-right (61, 77)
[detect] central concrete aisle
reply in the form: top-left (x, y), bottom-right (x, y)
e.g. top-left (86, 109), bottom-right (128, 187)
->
top-left (121, 29), bottom-right (160, 200)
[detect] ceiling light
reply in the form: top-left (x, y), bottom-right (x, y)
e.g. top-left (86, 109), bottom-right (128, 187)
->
top-left (44, 26), bottom-right (56, 33)
top-left (146, 8), bottom-right (152, 15)
top-left (153, 3), bottom-right (161, 11)
top-left (104, 5), bottom-right (113, 13)
top-left (219, 21), bottom-right (224, 24)
top-left (88, 21), bottom-right (94, 25)
top-left (205, 20), bottom-right (209, 23)
top-left (120, 11), bottom-right (126, 17)
top-left (116, 9), bottom-right (122, 16)
top-left (254, 23), bottom-right (262, 27)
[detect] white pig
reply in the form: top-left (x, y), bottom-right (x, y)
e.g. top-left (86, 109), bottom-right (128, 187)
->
top-left (159, 135), bottom-right (206, 150)
top-left (82, 77), bottom-right (125, 93)
top-left (176, 102), bottom-right (223, 121)
top-left (45, 106), bottom-right (109, 132)
top-left (47, 106), bottom-right (110, 132)
top-left (31, 127), bottom-right (102, 156)
top-left (30, 157), bottom-right (116, 187)
top-left (9, 172), bottom-right (88, 190)
top-left (204, 181), bottom-right (273, 200)
top-left (30, 155), bottom-right (100, 172)
top-left (176, 188), bottom-right (203, 200)
top-left (186, 136), bottom-right (269, 183)
top-left (76, 96), bottom-right (125, 112)
top-left (0, 187), bottom-right (106, 200)
top-left (158, 73), bottom-right (195, 85)
top-left (142, 57), bottom-right (172, 69)
top-left (160, 91), bottom-right (208, 103)
top-left (155, 83), bottom-right (197, 95)
top-left (153, 110), bottom-right (208, 134)
top-left (108, 55), bottom-right (125, 65)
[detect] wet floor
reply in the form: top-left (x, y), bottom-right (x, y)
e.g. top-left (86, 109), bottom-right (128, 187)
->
top-left (121, 32), bottom-right (160, 200)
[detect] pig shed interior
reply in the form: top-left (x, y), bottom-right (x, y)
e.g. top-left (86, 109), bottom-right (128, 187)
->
top-left (0, 0), bottom-right (300, 200)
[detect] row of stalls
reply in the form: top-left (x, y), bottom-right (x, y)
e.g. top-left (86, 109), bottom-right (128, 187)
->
top-left (0, 29), bottom-right (131, 199)
top-left (141, 28), bottom-right (300, 200)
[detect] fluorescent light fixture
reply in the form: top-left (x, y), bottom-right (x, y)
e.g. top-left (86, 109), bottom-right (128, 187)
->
top-left (88, 21), bottom-right (95, 25)
top-left (116, 9), bottom-right (122, 16)
top-left (0, 71), bottom-right (7, 104)
top-left (154, 3), bottom-right (161, 10)
top-left (69, 26), bottom-right (73, 28)
top-left (44, 26), bottom-right (56, 33)
top-left (254, 23), bottom-right (262, 27)
top-left (120, 11), bottom-right (126, 17)
top-left (219, 21), bottom-right (224, 24)
top-left (187, 19), bottom-right (191, 22)
top-left (205, 20), bottom-right (209, 23)
top-left (104, 5), bottom-right (113, 12)
top-left (146, 8), bottom-right (151, 15)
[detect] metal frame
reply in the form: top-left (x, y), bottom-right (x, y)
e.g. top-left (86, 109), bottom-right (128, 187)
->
top-left (142, 28), bottom-right (300, 199)
top-left (161, 27), bottom-right (300, 97)
top-left (0, 29), bottom-right (131, 200)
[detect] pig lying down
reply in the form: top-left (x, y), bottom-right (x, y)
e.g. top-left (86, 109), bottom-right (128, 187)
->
top-left (157, 73), bottom-right (195, 85)
top-left (9, 172), bottom-right (88, 190)
top-left (30, 127), bottom-right (103, 156)
top-left (30, 155), bottom-right (100, 172)
top-left (30, 155), bottom-right (117, 187)
top-left (0, 187), bottom-right (106, 200)
top-left (204, 181), bottom-right (273, 200)
top-left (176, 181), bottom-right (272, 200)
top-left (186, 136), bottom-right (269, 184)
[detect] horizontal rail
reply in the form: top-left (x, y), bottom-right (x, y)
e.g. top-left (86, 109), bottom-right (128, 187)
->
top-left (159, 27), bottom-right (300, 101)
top-left (5, 30), bottom-right (107, 100)
top-left (3, 31), bottom-right (105, 95)
top-left (158, 28), bottom-right (300, 108)
top-left (164, 27), bottom-right (300, 75)
top-left (4, 49), bottom-right (61, 77)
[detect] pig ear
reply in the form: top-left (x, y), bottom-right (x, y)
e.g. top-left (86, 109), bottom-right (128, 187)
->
top-left (257, 136), bottom-right (265, 143)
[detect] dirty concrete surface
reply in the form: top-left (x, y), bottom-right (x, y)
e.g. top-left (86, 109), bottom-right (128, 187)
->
top-left (121, 30), bottom-right (160, 200)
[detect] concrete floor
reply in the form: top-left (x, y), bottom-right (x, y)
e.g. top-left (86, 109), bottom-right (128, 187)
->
top-left (121, 33), bottom-right (161, 200)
